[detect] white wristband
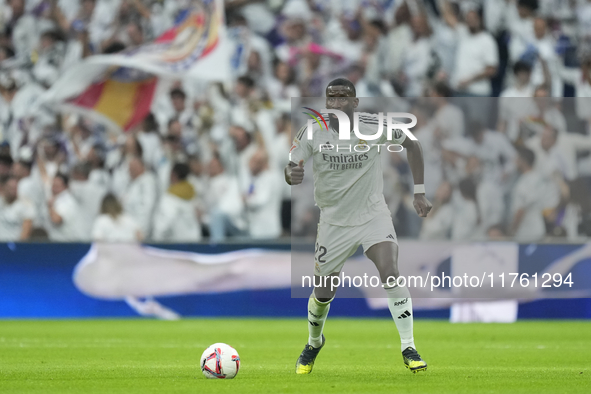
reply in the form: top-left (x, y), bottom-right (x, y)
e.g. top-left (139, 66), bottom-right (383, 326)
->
top-left (414, 184), bottom-right (425, 194)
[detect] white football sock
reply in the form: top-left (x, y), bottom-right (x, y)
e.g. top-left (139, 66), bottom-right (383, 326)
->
top-left (307, 295), bottom-right (331, 348)
top-left (383, 284), bottom-right (416, 351)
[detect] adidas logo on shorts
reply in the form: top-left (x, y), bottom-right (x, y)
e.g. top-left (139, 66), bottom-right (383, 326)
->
top-left (386, 234), bottom-right (395, 239)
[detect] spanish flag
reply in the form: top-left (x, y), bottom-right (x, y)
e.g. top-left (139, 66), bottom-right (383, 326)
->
top-left (41, 0), bottom-right (229, 132)
top-left (68, 71), bottom-right (157, 131)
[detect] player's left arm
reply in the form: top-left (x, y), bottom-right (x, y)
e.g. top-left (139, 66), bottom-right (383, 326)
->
top-left (401, 138), bottom-right (432, 218)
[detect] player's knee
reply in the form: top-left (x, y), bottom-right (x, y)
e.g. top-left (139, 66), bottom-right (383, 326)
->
top-left (380, 266), bottom-right (399, 282)
top-left (391, 267), bottom-right (400, 279)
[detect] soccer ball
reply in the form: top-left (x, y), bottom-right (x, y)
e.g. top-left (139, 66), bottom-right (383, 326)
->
top-left (200, 343), bottom-right (241, 379)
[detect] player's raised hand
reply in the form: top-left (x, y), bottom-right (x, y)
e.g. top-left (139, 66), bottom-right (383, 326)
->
top-left (291, 160), bottom-right (305, 185)
top-left (285, 160), bottom-right (305, 185)
top-left (413, 194), bottom-right (432, 218)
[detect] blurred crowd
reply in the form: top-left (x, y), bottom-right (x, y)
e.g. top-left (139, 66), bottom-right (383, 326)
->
top-left (1, 0), bottom-right (591, 243)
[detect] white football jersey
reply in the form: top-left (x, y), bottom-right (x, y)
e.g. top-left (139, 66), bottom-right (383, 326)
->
top-left (289, 112), bottom-right (406, 226)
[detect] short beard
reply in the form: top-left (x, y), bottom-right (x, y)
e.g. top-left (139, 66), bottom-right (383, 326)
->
top-left (327, 109), bottom-right (354, 132)
top-left (328, 115), bottom-right (339, 131)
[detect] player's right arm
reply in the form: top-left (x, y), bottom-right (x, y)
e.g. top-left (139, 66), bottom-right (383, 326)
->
top-left (285, 125), bottom-right (313, 186)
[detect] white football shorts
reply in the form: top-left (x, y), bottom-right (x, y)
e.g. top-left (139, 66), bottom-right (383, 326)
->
top-left (313, 214), bottom-right (398, 276)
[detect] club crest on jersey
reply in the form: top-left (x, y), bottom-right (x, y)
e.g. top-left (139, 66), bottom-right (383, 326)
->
top-left (320, 141), bottom-right (333, 151)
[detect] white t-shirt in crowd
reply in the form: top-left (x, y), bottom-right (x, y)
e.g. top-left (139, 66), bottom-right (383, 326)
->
top-left (451, 198), bottom-right (479, 241)
top-left (17, 174), bottom-right (45, 226)
top-left (419, 203), bottom-right (454, 240)
top-left (45, 190), bottom-right (83, 242)
top-left (123, 172), bottom-right (158, 237)
top-left (402, 37), bottom-right (433, 97)
top-left (206, 173), bottom-right (246, 230)
top-left (477, 180), bottom-right (504, 235)
top-left (92, 214), bottom-right (141, 243)
top-left (511, 170), bottom-right (546, 242)
top-left (431, 103), bottom-right (465, 140)
top-left (69, 180), bottom-right (107, 241)
top-left (526, 132), bottom-right (591, 181)
top-left (245, 169), bottom-right (282, 239)
top-left (444, 131), bottom-right (516, 183)
top-left (0, 198), bottom-right (35, 241)
top-left (152, 193), bottom-right (201, 242)
top-left (451, 26), bottom-right (499, 96)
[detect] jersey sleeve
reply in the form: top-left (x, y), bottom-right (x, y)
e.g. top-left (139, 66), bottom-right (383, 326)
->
top-left (289, 125), bottom-right (313, 164)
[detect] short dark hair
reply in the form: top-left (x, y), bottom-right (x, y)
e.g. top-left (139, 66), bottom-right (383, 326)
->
top-left (517, 147), bottom-right (535, 167)
top-left (433, 81), bottom-right (452, 97)
top-left (142, 112), bottom-right (158, 132)
top-left (171, 162), bottom-right (190, 181)
top-left (130, 136), bottom-right (144, 160)
top-left (518, 0), bottom-right (538, 12)
top-left (100, 193), bottom-right (123, 218)
top-left (370, 20), bottom-right (387, 35)
top-left (103, 41), bottom-right (126, 54)
top-left (0, 154), bottom-right (13, 167)
top-left (41, 29), bottom-right (65, 43)
top-left (0, 45), bottom-right (15, 59)
top-left (326, 78), bottom-right (356, 96)
top-left (55, 172), bottom-right (69, 187)
top-left (513, 61), bottom-right (532, 75)
top-left (237, 75), bottom-right (255, 89)
top-left (170, 88), bottom-right (186, 100)
top-left (71, 162), bottom-right (91, 178)
top-left (16, 160), bottom-right (32, 172)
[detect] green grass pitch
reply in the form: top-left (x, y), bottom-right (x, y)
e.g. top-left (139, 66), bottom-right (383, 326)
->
top-left (1, 319), bottom-right (589, 393)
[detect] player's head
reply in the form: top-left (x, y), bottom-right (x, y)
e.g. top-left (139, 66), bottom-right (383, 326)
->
top-left (326, 78), bottom-right (356, 98)
top-left (325, 78), bottom-right (359, 124)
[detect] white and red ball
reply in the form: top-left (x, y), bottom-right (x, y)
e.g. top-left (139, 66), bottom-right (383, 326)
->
top-left (200, 343), bottom-right (240, 379)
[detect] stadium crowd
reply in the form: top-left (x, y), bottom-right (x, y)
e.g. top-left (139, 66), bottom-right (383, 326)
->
top-left (1, 0), bottom-right (591, 243)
